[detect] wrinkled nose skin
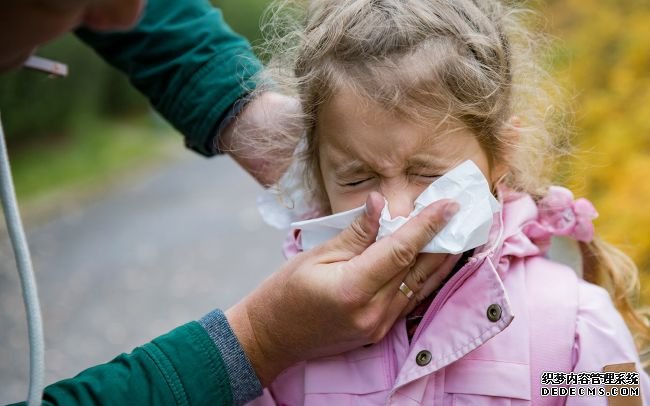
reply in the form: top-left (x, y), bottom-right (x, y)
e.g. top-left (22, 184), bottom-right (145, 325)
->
top-left (381, 183), bottom-right (420, 219)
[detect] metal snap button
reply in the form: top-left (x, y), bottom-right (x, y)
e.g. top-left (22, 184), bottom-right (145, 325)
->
top-left (415, 350), bottom-right (432, 366)
top-left (487, 303), bottom-right (502, 322)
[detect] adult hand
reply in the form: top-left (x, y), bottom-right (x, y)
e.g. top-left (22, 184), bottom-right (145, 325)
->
top-left (226, 192), bottom-right (459, 386)
top-left (218, 91), bottom-right (302, 187)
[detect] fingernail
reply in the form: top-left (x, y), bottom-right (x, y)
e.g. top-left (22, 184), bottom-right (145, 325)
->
top-left (443, 202), bottom-right (460, 221)
top-left (364, 198), bottom-right (375, 216)
top-left (364, 192), bottom-right (384, 217)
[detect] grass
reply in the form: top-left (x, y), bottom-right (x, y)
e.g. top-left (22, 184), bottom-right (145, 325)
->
top-left (7, 114), bottom-right (178, 203)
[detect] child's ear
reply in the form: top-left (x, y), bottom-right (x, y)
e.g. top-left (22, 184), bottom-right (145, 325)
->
top-left (490, 116), bottom-right (520, 184)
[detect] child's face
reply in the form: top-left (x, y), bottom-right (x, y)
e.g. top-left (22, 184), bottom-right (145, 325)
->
top-left (317, 88), bottom-right (496, 216)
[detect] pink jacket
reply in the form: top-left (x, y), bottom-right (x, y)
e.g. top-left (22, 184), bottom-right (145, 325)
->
top-left (250, 188), bottom-right (649, 405)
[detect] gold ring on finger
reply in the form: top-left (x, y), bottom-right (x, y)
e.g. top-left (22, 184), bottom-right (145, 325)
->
top-left (399, 282), bottom-right (414, 300)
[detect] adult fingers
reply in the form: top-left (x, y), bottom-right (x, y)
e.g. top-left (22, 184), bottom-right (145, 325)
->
top-left (344, 199), bottom-right (459, 294)
top-left (398, 253), bottom-right (460, 317)
top-left (374, 253), bottom-right (447, 326)
top-left (357, 253), bottom-right (449, 343)
top-left (319, 192), bottom-right (384, 257)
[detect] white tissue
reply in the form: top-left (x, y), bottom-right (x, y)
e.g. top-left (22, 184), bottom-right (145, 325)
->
top-left (257, 159), bottom-right (316, 230)
top-left (291, 160), bottom-right (501, 254)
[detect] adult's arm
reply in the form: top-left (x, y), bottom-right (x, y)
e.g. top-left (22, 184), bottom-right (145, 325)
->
top-left (76, 0), bottom-right (262, 158)
top-left (10, 316), bottom-right (253, 406)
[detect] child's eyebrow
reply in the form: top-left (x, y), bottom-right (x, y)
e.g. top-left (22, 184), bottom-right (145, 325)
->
top-left (333, 159), bottom-right (370, 178)
top-left (406, 156), bottom-right (447, 172)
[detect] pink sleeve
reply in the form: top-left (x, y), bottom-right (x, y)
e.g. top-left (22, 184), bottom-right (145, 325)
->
top-left (567, 280), bottom-right (650, 405)
top-left (282, 229), bottom-right (303, 259)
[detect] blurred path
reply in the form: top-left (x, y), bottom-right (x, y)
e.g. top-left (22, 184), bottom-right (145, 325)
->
top-left (0, 153), bottom-right (285, 404)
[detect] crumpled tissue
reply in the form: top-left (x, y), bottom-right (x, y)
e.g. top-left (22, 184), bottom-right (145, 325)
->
top-left (291, 160), bottom-right (501, 254)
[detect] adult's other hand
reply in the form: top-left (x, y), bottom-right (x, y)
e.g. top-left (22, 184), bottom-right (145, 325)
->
top-left (226, 192), bottom-right (459, 386)
top-left (218, 92), bottom-right (302, 187)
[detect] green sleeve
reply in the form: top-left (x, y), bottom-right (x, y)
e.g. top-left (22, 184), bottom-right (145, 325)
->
top-left (11, 322), bottom-right (233, 406)
top-left (76, 0), bottom-right (263, 157)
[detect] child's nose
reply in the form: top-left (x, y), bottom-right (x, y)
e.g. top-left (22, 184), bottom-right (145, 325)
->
top-left (382, 187), bottom-right (417, 219)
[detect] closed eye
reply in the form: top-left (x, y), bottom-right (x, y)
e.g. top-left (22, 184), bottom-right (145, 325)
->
top-left (412, 174), bottom-right (441, 180)
top-left (340, 177), bottom-right (373, 187)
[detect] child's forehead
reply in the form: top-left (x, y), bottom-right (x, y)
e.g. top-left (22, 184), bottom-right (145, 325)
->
top-left (317, 89), bottom-right (474, 154)
top-left (318, 85), bottom-right (461, 133)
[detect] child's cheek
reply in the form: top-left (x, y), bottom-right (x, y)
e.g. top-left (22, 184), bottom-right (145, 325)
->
top-left (328, 188), bottom-right (374, 214)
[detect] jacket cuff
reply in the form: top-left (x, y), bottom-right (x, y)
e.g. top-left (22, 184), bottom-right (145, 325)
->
top-left (199, 309), bottom-right (263, 405)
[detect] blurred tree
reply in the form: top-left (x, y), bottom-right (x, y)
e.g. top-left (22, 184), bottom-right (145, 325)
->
top-left (545, 0), bottom-right (650, 298)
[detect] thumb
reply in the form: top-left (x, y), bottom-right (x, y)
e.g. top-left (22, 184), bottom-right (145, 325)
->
top-left (323, 192), bottom-right (385, 255)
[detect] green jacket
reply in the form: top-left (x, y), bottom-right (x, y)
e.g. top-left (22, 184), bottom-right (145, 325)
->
top-left (11, 322), bottom-right (235, 405)
top-left (12, 0), bottom-right (263, 404)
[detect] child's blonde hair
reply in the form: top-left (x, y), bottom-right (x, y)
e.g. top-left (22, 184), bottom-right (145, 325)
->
top-left (238, 0), bottom-right (650, 352)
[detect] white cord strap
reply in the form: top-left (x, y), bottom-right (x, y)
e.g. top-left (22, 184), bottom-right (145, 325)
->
top-left (0, 115), bottom-right (44, 405)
